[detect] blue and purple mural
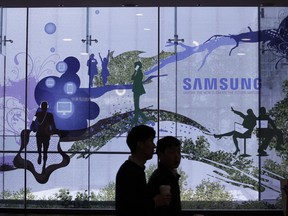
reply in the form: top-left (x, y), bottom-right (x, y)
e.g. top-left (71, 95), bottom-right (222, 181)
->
top-left (0, 7), bottom-right (287, 202)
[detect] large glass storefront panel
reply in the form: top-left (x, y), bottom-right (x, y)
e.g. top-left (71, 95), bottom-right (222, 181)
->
top-left (1, 8), bottom-right (27, 208)
top-left (159, 7), bottom-right (261, 206)
top-left (87, 7), bottom-right (159, 207)
top-left (24, 8), bottom-right (91, 206)
top-left (259, 7), bottom-right (288, 202)
top-left (1, 6), bottom-right (160, 208)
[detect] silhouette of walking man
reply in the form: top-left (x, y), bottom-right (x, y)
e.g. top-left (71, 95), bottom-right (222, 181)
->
top-left (31, 101), bottom-right (57, 173)
top-left (214, 107), bottom-right (257, 156)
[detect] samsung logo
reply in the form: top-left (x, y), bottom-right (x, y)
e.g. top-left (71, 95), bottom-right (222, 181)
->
top-left (183, 77), bottom-right (261, 91)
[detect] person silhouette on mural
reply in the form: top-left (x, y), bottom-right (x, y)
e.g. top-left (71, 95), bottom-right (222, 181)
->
top-left (257, 107), bottom-right (284, 156)
top-left (99, 50), bottom-right (110, 85)
top-left (131, 61), bottom-right (149, 125)
top-left (30, 101), bottom-right (58, 173)
top-left (213, 107), bottom-right (257, 156)
top-left (87, 53), bottom-right (98, 87)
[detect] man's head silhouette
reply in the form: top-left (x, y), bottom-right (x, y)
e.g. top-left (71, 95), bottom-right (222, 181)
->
top-left (40, 101), bottom-right (48, 111)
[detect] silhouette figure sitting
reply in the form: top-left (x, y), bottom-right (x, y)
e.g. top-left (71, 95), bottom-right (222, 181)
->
top-left (214, 107), bottom-right (257, 156)
top-left (257, 107), bottom-right (284, 156)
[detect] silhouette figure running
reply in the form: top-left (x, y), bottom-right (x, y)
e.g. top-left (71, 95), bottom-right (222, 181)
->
top-left (31, 101), bottom-right (58, 173)
top-left (99, 50), bottom-right (110, 85)
top-left (87, 53), bottom-right (98, 87)
top-left (131, 61), bottom-right (149, 125)
top-left (214, 107), bottom-right (257, 156)
top-left (257, 107), bottom-right (284, 156)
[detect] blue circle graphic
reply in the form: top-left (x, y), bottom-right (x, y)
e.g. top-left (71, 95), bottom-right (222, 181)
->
top-left (45, 77), bottom-right (56, 88)
top-left (45, 23), bottom-right (56, 34)
top-left (56, 61), bottom-right (68, 73)
top-left (64, 82), bottom-right (76, 95)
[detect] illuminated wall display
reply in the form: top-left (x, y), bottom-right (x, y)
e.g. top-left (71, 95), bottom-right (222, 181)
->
top-left (0, 6), bottom-right (288, 209)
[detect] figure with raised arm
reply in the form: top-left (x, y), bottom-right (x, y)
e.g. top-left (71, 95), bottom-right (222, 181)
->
top-left (99, 50), bottom-right (110, 85)
top-left (213, 107), bottom-right (257, 156)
